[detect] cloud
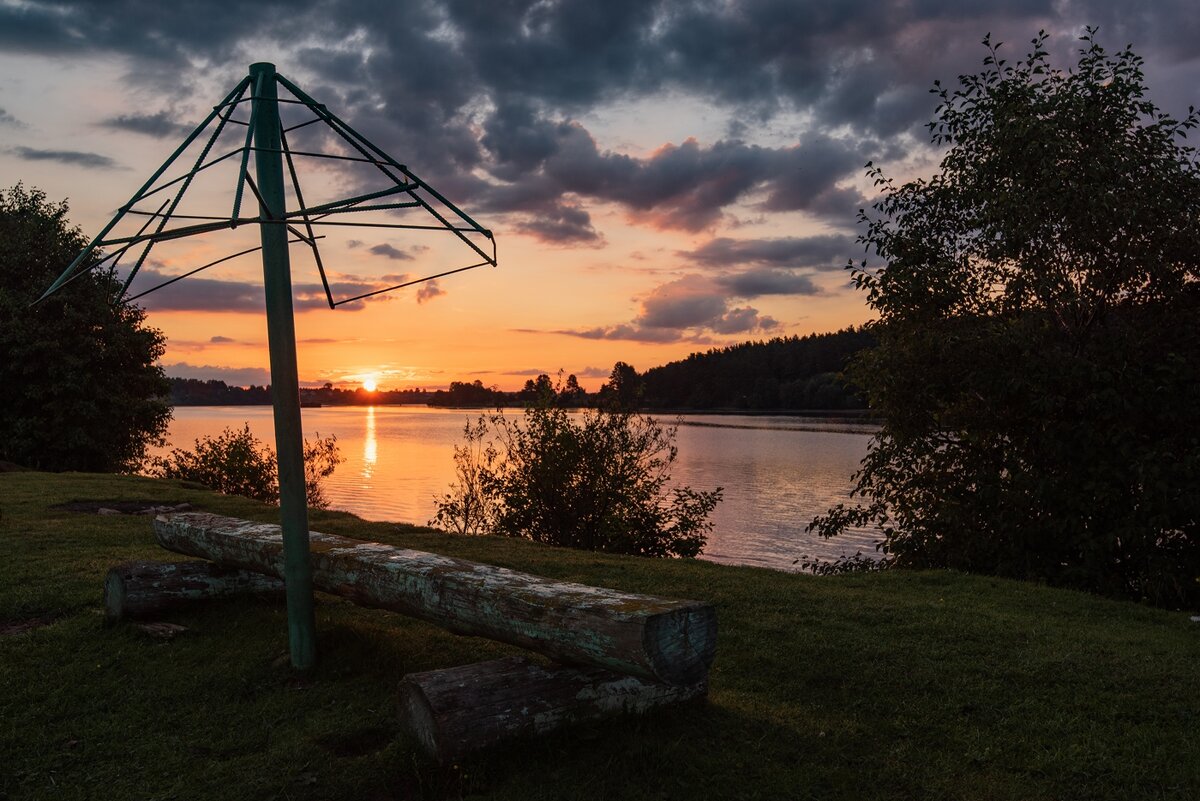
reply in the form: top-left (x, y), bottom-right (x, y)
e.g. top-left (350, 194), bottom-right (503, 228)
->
top-left (8, 146), bottom-right (121, 169)
top-left (555, 324), bottom-right (686, 344)
top-left (209, 335), bottom-right (235, 343)
top-left (134, 269), bottom-right (262, 312)
top-left (554, 273), bottom-right (781, 342)
top-left (4, 1), bottom-right (1199, 258)
top-left (634, 275), bottom-right (781, 334)
top-left (162, 362), bottom-right (271, 387)
top-left (369, 243), bottom-right (414, 260)
top-left (712, 306), bottom-right (779, 334)
top-left (577, 366), bottom-right (613, 378)
top-left (636, 277), bottom-right (729, 329)
top-left (130, 269), bottom-right (397, 313)
top-left (482, 125), bottom-right (868, 233)
top-left (716, 269), bottom-right (820, 297)
top-left (689, 235), bottom-right (856, 270)
top-left (0, 108), bottom-right (24, 127)
top-left (100, 111), bottom-right (190, 138)
top-left (513, 203), bottom-right (603, 244)
top-left (416, 279), bottom-right (445, 304)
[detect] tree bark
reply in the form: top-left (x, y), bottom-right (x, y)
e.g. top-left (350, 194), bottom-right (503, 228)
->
top-left (153, 513), bottom-right (716, 685)
top-left (398, 656), bottom-right (707, 761)
top-left (103, 559), bottom-right (285, 623)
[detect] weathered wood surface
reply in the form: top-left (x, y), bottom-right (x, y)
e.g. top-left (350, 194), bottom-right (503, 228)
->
top-left (153, 513), bottom-right (716, 684)
top-left (103, 559), bottom-right (284, 623)
top-left (398, 656), bottom-right (707, 761)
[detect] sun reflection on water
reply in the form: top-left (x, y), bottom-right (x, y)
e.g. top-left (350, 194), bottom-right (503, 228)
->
top-left (362, 405), bottom-right (377, 482)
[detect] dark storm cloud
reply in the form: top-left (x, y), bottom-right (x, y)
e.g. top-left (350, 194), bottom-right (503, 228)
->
top-left (689, 235), bottom-right (857, 270)
top-left (480, 122), bottom-right (869, 232)
top-left (513, 203), bottom-right (603, 244)
top-left (101, 112), bottom-right (191, 138)
top-left (8, 146), bottom-right (121, 169)
top-left (717, 270), bottom-right (821, 297)
top-left (6, 1), bottom-right (1199, 242)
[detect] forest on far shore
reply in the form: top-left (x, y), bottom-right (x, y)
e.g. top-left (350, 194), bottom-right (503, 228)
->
top-left (168, 327), bottom-right (873, 411)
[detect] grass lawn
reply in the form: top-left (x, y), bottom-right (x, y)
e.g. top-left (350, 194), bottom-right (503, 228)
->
top-left (1, 471), bottom-right (1198, 800)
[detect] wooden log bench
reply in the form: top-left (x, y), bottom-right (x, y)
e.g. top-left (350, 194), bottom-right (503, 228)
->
top-left (153, 512), bottom-right (717, 686)
top-left (131, 512), bottom-right (716, 757)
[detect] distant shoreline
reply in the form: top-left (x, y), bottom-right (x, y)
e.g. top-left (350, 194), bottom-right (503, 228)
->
top-left (170, 401), bottom-right (879, 419)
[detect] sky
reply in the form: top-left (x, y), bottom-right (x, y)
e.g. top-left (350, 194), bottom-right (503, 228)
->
top-left (2, 1), bottom-right (1198, 391)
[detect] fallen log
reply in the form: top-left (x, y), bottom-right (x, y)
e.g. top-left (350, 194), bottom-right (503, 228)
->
top-left (399, 656), bottom-right (707, 761)
top-left (103, 559), bottom-right (284, 624)
top-left (154, 513), bottom-right (716, 685)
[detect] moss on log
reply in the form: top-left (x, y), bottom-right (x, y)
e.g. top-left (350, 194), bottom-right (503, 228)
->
top-left (153, 513), bottom-right (716, 685)
top-left (399, 656), bottom-right (707, 761)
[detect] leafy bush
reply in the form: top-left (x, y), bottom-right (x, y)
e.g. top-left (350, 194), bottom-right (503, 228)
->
top-left (812, 31), bottom-right (1200, 607)
top-left (432, 396), bottom-right (722, 558)
top-left (149, 425), bottom-right (343, 509)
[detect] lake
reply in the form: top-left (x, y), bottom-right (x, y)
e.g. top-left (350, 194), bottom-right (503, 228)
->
top-left (160, 406), bottom-right (882, 571)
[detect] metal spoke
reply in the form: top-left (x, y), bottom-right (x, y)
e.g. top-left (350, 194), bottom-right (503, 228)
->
top-left (280, 124), bottom-right (334, 309)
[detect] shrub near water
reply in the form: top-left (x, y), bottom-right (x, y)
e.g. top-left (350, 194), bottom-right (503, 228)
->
top-left (148, 424), bottom-right (343, 509)
top-left (433, 395), bottom-right (722, 558)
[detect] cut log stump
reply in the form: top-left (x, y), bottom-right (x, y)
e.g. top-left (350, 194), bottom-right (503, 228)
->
top-left (154, 513), bottom-right (717, 685)
top-left (103, 559), bottom-right (284, 624)
top-left (399, 656), bottom-right (707, 761)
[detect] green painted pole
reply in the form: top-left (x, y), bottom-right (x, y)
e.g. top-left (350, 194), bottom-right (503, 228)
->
top-left (250, 62), bottom-right (317, 670)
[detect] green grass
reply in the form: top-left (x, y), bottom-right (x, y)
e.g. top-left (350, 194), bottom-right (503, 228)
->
top-left (1, 471), bottom-right (1197, 800)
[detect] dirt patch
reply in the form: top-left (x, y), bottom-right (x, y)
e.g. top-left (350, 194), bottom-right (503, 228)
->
top-left (0, 614), bottom-right (60, 637)
top-left (52, 500), bottom-right (195, 515)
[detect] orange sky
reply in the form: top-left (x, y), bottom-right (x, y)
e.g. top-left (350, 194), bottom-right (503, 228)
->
top-left (4, 10), bottom-right (1192, 392)
top-left (2, 52), bottom-right (877, 391)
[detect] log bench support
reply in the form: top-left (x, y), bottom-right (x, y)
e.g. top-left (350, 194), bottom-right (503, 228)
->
top-left (153, 513), bottom-right (717, 686)
top-left (399, 656), bottom-right (707, 762)
top-left (103, 560), bottom-right (284, 624)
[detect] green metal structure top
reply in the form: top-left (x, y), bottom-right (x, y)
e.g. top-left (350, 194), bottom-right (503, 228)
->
top-left (37, 63), bottom-right (499, 671)
top-left (36, 64), bottom-right (498, 309)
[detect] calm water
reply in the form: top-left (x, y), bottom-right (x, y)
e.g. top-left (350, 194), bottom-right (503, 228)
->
top-left (160, 406), bottom-right (881, 571)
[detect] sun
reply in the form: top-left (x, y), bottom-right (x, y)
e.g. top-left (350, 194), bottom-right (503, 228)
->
top-left (362, 376), bottom-right (378, 392)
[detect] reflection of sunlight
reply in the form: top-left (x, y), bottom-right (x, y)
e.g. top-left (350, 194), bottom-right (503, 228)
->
top-left (362, 405), bottom-right (377, 481)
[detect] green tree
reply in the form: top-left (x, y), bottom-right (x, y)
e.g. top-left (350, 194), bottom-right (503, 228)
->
top-left (149, 425), bottom-right (344, 509)
top-left (0, 184), bottom-right (171, 472)
top-left (432, 389), bottom-right (722, 558)
top-left (812, 31), bottom-right (1200, 606)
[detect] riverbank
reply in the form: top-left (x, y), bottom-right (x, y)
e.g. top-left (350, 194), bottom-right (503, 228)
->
top-left (2, 471), bottom-right (1198, 800)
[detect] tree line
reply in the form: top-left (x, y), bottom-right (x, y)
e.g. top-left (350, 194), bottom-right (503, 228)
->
top-left (169, 328), bottom-right (873, 411)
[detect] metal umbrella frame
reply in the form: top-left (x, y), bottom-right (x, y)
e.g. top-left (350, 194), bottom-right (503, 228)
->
top-left (37, 62), bottom-right (498, 670)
